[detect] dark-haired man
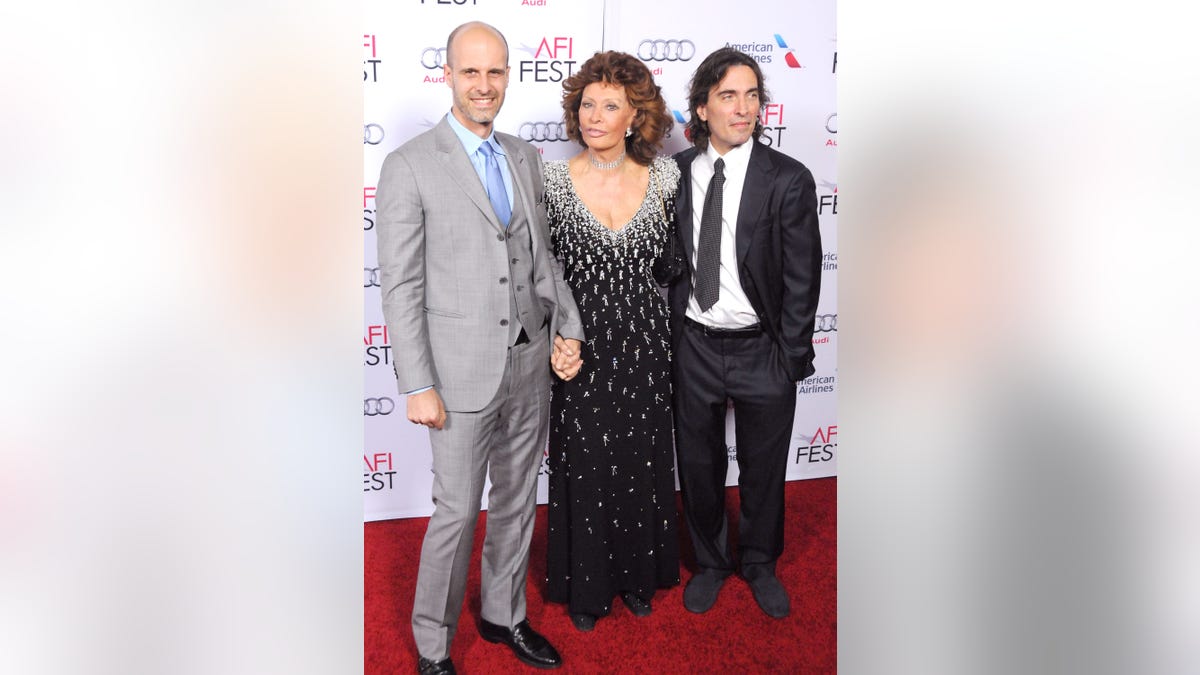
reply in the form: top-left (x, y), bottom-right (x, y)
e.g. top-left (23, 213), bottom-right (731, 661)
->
top-left (375, 21), bottom-right (582, 675)
top-left (668, 47), bottom-right (822, 618)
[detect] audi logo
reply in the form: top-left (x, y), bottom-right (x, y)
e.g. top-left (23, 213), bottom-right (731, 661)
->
top-left (364, 397), bottom-right (395, 416)
top-left (421, 47), bottom-right (447, 70)
top-left (637, 39), bottom-right (695, 62)
top-left (364, 267), bottom-right (380, 288)
top-left (814, 314), bottom-right (838, 333)
top-left (519, 122), bottom-right (569, 142)
top-left (825, 113), bottom-right (837, 134)
top-left (364, 123), bottom-right (385, 145)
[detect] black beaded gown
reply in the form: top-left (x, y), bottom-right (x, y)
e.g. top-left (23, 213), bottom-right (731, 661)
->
top-left (545, 156), bottom-right (681, 617)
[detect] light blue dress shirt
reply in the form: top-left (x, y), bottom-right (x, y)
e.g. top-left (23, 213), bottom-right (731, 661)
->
top-left (445, 111), bottom-right (515, 212)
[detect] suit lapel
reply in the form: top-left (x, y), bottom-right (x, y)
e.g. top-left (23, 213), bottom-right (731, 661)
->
top-left (736, 142), bottom-right (773, 266)
top-left (676, 147), bottom-right (699, 266)
top-left (432, 118), bottom-right (503, 232)
top-left (497, 135), bottom-right (532, 225)
top-left (497, 135), bottom-right (546, 256)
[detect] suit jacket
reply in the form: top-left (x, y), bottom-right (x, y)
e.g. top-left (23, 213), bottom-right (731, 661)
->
top-left (670, 142), bottom-right (823, 382)
top-left (376, 117), bottom-right (584, 412)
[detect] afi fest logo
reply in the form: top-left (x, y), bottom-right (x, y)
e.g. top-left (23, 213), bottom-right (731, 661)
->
top-left (759, 103), bottom-right (787, 148)
top-left (818, 180), bottom-right (837, 216)
top-left (517, 36), bottom-right (577, 83)
top-left (364, 34), bottom-right (381, 82)
top-left (363, 187), bottom-right (376, 231)
top-left (365, 324), bottom-right (392, 367)
top-left (795, 425), bottom-right (837, 464)
top-left (364, 452), bottom-right (396, 492)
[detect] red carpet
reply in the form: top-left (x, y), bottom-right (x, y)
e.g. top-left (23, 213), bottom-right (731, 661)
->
top-left (366, 477), bottom-right (836, 674)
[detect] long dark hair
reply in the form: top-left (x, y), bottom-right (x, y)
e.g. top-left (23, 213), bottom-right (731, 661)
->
top-left (684, 47), bottom-right (770, 149)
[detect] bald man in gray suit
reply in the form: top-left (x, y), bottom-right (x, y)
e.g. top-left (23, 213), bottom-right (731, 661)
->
top-left (375, 21), bottom-right (584, 675)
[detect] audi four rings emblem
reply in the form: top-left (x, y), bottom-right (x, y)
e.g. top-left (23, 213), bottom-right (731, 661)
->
top-left (519, 122), bottom-right (569, 142)
top-left (814, 314), bottom-right (838, 333)
top-left (364, 267), bottom-right (381, 288)
top-left (637, 39), bottom-right (695, 62)
top-left (364, 397), bottom-right (395, 416)
top-left (364, 124), bottom-right (384, 145)
top-left (421, 47), bottom-right (447, 70)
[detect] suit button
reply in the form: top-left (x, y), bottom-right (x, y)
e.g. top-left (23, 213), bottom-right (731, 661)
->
top-left (511, 258), bottom-right (519, 264)
top-left (500, 319), bottom-right (509, 326)
top-left (496, 234), bottom-right (504, 241)
top-left (516, 285), bottom-right (524, 291)
top-left (499, 277), bottom-right (508, 284)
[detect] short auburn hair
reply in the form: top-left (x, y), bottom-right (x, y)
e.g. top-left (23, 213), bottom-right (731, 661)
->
top-left (560, 51), bottom-right (673, 166)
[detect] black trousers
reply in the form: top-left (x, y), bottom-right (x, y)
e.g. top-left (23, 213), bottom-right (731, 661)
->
top-left (672, 319), bottom-right (797, 578)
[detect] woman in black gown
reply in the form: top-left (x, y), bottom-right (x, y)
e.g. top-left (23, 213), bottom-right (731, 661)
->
top-left (544, 51), bottom-right (682, 631)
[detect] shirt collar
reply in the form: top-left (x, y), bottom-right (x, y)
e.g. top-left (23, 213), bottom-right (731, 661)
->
top-left (705, 138), bottom-right (753, 173)
top-left (446, 111), bottom-right (505, 157)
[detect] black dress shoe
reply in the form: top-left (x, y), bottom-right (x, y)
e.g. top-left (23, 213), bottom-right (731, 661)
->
top-left (416, 656), bottom-right (456, 675)
top-left (683, 569), bottom-right (727, 613)
top-left (569, 612), bottom-right (597, 632)
top-left (620, 592), bottom-right (652, 617)
top-left (478, 618), bottom-right (563, 669)
top-left (744, 572), bottom-right (791, 618)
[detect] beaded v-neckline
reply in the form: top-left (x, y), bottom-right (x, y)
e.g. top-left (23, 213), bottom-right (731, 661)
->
top-left (563, 166), bottom-right (656, 235)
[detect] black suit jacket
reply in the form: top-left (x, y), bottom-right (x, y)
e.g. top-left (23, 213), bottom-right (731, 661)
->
top-left (669, 142), bottom-right (823, 382)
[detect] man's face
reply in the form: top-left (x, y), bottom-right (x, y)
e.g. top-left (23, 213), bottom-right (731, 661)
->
top-left (696, 64), bottom-right (760, 154)
top-left (444, 28), bottom-right (510, 137)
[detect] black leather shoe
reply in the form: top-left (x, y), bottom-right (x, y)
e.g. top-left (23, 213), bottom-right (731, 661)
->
top-left (620, 592), bottom-right (652, 617)
top-left (416, 656), bottom-right (456, 675)
top-left (478, 618), bottom-right (563, 669)
top-left (683, 569), bottom-right (727, 613)
top-left (569, 612), bottom-right (597, 632)
top-left (744, 572), bottom-right (791, 618)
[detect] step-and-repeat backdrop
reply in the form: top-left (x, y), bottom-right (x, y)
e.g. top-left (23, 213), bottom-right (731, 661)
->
top-left (364, 0), bottom-right (836, 521)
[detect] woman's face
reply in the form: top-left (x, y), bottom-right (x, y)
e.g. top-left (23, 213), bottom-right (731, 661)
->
top-left (577, 81), bottom-right (638, 154)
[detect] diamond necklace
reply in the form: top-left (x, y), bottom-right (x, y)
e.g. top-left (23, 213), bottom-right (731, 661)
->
top-left (589, 150), bottom-right (626, 170)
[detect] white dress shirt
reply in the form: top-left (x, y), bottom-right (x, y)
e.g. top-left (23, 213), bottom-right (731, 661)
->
top-left (686, 141), bottom-right (759, 328)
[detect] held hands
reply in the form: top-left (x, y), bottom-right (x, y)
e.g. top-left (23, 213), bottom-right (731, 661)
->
top-left (407, 388), bottom-right (446, 430)
top-left (552, 336), bottom-right (583, 381)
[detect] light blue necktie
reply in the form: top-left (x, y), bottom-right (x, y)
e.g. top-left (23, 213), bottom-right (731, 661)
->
top-left (477, 141), bottom-right (511, 227)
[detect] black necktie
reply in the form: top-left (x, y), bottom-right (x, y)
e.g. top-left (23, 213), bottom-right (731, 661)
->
top-left (695, 157), bottom-right (725, 312)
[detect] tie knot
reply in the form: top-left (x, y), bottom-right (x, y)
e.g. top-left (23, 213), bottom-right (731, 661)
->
top-left (478, 141), bottom-right (496, 158)
top-left (714, 157), bottom-right (725, 176)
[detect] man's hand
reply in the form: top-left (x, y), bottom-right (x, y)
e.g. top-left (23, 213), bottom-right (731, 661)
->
top-left (407, 389), bottom-right (446, 430)
top-left (552, 336), bottom-right (583, 381)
